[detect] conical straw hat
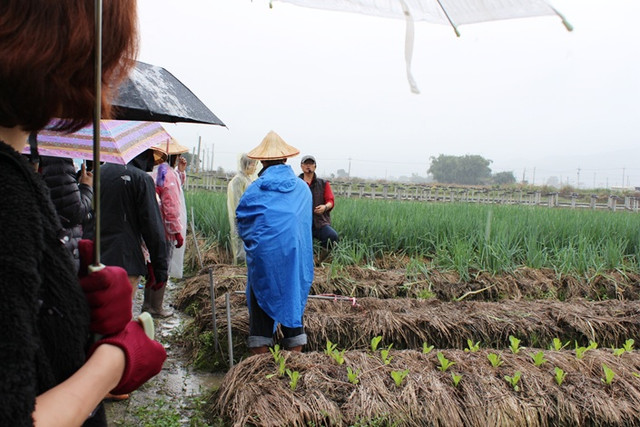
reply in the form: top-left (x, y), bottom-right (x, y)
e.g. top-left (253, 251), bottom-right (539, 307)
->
top-left (155, 137), bottom-right (189, 155)
top-left (247, 131), bottom-right (299, 160)
top-left (152, 145), bottom-right (168, 165)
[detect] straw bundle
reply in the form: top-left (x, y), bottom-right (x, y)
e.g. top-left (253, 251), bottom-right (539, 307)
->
top-left (212, 349), bottom-right (640, 426)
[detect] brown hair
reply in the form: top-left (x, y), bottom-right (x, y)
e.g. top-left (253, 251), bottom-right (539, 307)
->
top-left (0, 0), bottom-right (138, 132)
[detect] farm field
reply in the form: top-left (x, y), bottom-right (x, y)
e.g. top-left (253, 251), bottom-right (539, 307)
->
top-left (176, 190), bottom-right (640, 426)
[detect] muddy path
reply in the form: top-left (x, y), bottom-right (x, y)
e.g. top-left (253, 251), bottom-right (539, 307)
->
top-left (105, 279), bottom-right (224, 427)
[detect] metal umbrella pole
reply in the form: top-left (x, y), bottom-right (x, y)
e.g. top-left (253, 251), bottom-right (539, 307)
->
top-left (92, 0), bottom-right (103, 266)
top-left (208, 267), bottom-right (220, 354)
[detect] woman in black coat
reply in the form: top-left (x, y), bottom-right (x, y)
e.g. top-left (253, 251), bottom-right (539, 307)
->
top-left (38, 156), bottom-right (94, 272)
top-left (0, 1), bottom-right (166, 425)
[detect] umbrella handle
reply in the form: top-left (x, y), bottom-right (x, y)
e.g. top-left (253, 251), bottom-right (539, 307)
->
top-left (137, 312), bottom-right (155, 340)
top-left (92, 312), bottom-right (155, 343)
top-left (88, 263), bottom-right (106, 273)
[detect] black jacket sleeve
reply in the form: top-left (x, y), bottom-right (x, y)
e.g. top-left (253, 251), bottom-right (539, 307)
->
top-left (137, 172), bottom-right (169, 283)
top-left (39, 156), bottom-right (93, 228)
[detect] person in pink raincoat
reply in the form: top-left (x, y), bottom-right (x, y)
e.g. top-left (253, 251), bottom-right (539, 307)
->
top-left (146, 140), bottom-right (188, 317)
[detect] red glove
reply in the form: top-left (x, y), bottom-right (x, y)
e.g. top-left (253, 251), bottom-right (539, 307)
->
top-left (78, 240), bottom-right (132, 335)
top-left (145, 262), bottom-right (165, 290)
top-left (173, 233), bottom-right (184, 248)
top-left (78, 238), bottom-right (97, 278)
top-left (91, 321), bottom-right (167, 395)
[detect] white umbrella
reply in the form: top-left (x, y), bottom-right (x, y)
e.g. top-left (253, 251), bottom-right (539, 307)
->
top-left (271, 0), bottom-right (572, 93)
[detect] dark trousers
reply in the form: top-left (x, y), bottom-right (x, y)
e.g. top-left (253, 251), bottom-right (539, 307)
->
top-left (247, 287), bottom-right (306, 349)
top-left (313, 225), bottom-right (338, 247)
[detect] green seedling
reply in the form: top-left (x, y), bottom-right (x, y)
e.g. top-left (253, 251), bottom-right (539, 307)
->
top-left (464, 339), bottom-right (480, 353)
top-left (530, 351), bottom-right (548, 367)
top-left (574, 341), bottom-right (596, 359)
top-left (346, 366), bottom-right (360, 385)
top-left (324, 340), bottom-right (338, 356)
top-left (380, 344), bottom-right (393, 365)
top-left (437, 352), bottom-right (455, 372)
top-left (269, 344), bottom-right (282, 362)
top-left (550, 338), bottom-right (570, 351)
top-left (601, 364), bottom-right (615, 385)
top-left (422, 342), bottom-right (434, 354)
top-left (330, 348), bottom-right (346, 365)
top-left (509, 335), bottom-right (521, 354)
top-left (554, 367), bottom-right (566, 386)
top-left (390, 369), bottom-right (409, 387)
top-left (632, 372), bottom-right (640, 378)
top-left (451, 372), bottom-right (463, 387)
top-left (623, 339), bottom-right (635, 352)
top-left (370, 336), bottom-right (383, 352)
top-left (286, 369), bottom-right (300, 390)
top-left (613, 339), bottom-right (633, 356)
top-left (504, 371), bottom-right (522, 391)
top-left (613, 347), bottom-right (626, 357)
top-left (265, 357), bottom-right (287, 379)
top-left (487, 353), bottom-right (503, 368)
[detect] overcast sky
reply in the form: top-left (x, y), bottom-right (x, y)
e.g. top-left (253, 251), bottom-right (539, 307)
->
top-left (137, 0), bottom-right (639, 188)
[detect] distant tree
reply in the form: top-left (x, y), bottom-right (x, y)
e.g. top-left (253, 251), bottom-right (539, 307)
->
top-left (409, 173), bottom-right (432, 184)
top-left (428, 154), bottom-right (492, 185)
top-left (492, 171), bottom-right (516, 185)
top-left (546, 176), bottom-right (560, 188)
top-left (336, 169), bottom-right (349, 178)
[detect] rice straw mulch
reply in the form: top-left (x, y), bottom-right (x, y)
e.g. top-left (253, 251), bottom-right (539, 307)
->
top-left (176, 264), bottom-right (640, 305)
top-left (176, 282), bottom-right (640, 362)
top-left (211, 348), bottom-right (640, 426)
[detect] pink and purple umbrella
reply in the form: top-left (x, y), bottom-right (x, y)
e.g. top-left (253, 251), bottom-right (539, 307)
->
top-left (23, 119), bottom-right (171, 165)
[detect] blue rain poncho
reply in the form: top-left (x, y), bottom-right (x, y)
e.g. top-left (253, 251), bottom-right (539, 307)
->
top-left (236, 164), bottom-right (314, 329)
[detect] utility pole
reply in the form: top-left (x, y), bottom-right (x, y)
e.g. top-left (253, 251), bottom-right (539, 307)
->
top-left (576, 168), bottom-right (580, 189)
top-left (532, 167), bottom-right (536, 185)
top-left (622, 167), bottom-right (625, 189)
top-left (201, 148), bottom-right (206, 173)
top-left (196, 136), bottom-right (202, 173)
top-left (522, 168), bottom-right (526, 184)
top-left (347, 157), bottom-right (352, 178)
top-left (211, 143), bottom-right (216, 170)
top-left (593, 172), bottom-right (596, 189)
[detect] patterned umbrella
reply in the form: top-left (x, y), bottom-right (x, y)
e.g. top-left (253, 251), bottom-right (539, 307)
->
top-left (22, 119), bottom-right (171, 165)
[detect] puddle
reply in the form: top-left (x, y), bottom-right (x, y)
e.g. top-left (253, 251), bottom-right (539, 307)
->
top-left (105, 280), bottom-right (225, 426)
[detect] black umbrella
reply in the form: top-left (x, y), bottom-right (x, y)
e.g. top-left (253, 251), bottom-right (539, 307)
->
top-left (111, 60), bottom-right (226, 126)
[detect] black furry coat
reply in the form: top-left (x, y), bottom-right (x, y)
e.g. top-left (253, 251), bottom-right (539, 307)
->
top-left (0, 141), bottom-right (105, 426)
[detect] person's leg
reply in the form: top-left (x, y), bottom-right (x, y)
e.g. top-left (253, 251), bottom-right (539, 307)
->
top-left (142, 244), bottom-right (174, 317)
top-left (128, 275), bottom-right (141, 296)
top-left (281, 323), bottom-right (307, 352)
top-left (145, 286), bottom-right (174, 318)
top-left (247, 286), bottom-right (274, 354)
top-left (314, 225), bottom-right (339, 248)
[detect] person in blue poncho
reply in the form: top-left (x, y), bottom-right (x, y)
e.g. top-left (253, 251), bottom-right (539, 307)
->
top-left (236, 131), bottom-right (314, 355)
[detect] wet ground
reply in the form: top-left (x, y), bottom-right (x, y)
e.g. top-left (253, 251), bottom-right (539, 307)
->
top-left (105, 280), bottom-right (225, 426)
